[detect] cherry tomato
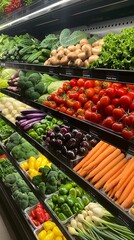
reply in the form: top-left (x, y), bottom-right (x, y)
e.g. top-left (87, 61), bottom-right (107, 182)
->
top-left (122, 128), bottom-right (134, 140)
top-left (106, 87), bottom-right (117, 99)
top-left (79, 87), bottom-right (85, 94)
top-left (112, 83), bottom-right (123, 88)
top-left (95, 80), bottom-right (102, 87)
top-left (92, 94), bottom-right (99, 104)
top-left (73, 101), bottom-right (82, 109)
top-left (66, 108), bottom-right (75, 116)
top-left (78, 94), bottom-right (88, 104)
top-left (111, 98), bottom-right (120, 107)
top-left (85, 88), bottom-right (95, 99)
top-left (63, 82), bottom-right (71, 92)
top-left (94, 86), bottom-right (101, 94)
top-left (105, 105), bottom-right (115, 116)
top-left (99, 89), bottom-right (106, 98)
top-left (103, 81), bottom-right (112, 89)
top-left (77, 78), bottom-right (85, 87)
top-left (84, 80), bottom-right (95, 88)
top-left (102, 116), bottom-right (115, 129)
top-left (112, 108), bottom-right (125, 120)
top-left (120, 95), bottom-right (132, 110)
top-left (84, 100), bottom-right (94, 110)
top-left (112, 122), bottom-right (124, 132)
top-left (129, 102), bottom-right (134, 111)
top-left (70, 78), bottom-right (77, 87)
top-left (116, 87), bottom-right (127, 97)
top-left (69, 91), bottom-right (79, 100)
top-left (99, 96), bottom-right (111, 108)
top-left (66, 99), bottom-right (74, 108)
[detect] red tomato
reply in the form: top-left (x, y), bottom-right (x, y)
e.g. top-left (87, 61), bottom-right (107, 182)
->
top-left (122, 128), bottom-right (134, 140)
top-left (77, 78), bottom-right (85, 87)
top-left (30, 209), bottom-right (36, 218)
top-left (95, 80), bottom-right (102, 87)
top-left (112, 122), bottom-right (124, 132)
top-left (92, 94), bottom-right (99, 104)
top-left (60, 106), bottom-right (67, 113)
top-left (77, 114), bottom-right (85, 120)
top-left (99, 96), bottom-right (111, 108)
top-left (92, 105), bottom-right (98, 112)
top-left (99, 89), bottom-right (106, 98)
top-left (102, 116), bottom-right (115, 129)
top-left (116, 87), bottom-right (127, 97)
top-left (94, 86), bottom-right (101, 94)
top-left (72, 86), bottom-right (79, 92)
top-left (51, 93), bottom-right (57, 100)
top-left (69, 91), bottom-right (79, 100)
top-left (54, 95), bottom-right (65, 105)
top-left (79, 87), bottom-right (85, 94)
top-left (112, 83), bottom-right (123, 88)
top-left (111, 98), bottom-right (120, 107)
top-left (49, 101), bottom-right (57, 109)
top-left (129, 102), bottom-right (134, 111)
top-left (66, 108), bottom-right (75, 116)
top-left (120, 95), bottom-right (132, 109)
top-left (78, 94), bottom-right (88, 104)
top-left (85, 110), bottom-right (92, 120)
top-left (112, 108), bottom-right (125, 120)
top-left (105, 105), bottom-right (115, 116)
top-left (103, 81), bottom-right (112, 89)
top-left (122, 112), bottom-right (134, 127)
top-left (106, 87), bottom-right (117, 99)
top-left (85, 110), bottom-right (102, 123)
top-left (76, 108), bottom-right (85, 115)
top-left (85, 88), bottom-right (95, 98)
top-left (36, 204), bottom-right (43, 209)
top-left (84, 80), bottom-right (95, 88)
top-left (63, 82), bottom-right (71, 92)
top-left (57, 88), bottom-right (65, 95)
top-left (73, 101), bottom-right (82, 109)
top-left (126, 84), bottom-right (134, 90)
top-left (84, 100), bottom-right (94, 110)
top-left (70, 78), bottom-right (77, 87)
top-left (66, 99), bottom-right (74, 108)
top-left (128, 91), bottom-right (134, 100)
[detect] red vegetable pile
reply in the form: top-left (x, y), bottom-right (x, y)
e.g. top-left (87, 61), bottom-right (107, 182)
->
top-left (44, 79), bottom-right (134, 140)
top-left (29, 203), bottom-right (50, 227)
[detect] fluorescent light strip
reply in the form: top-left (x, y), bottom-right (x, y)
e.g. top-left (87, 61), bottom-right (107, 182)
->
top-left (0, 0), bottom-right (72, 30)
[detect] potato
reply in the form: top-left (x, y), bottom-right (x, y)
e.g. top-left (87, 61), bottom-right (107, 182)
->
top-left (84, 60), bottom-right (90, 67)
top-left (68, 60), bottom-right (75, 66)
top-left (92, 46), bottom-right (102, 55)
top-left (75, 49), bottom-right (82, 55)
top-left (64, 49), bottom-right (70, 56)
top-left (57, 50), bottom-right (64, 60)
top-left (92, 39), bottom-right (104, 47)
top-left (68, 45), bottom-right (76, 51)
top-left (50, 57), bottom-right (59, 65)
top-left (67, 52), bottom-right (78, 60)
top-left (88, 55), bottom-right (99, 64)
top-left (78, 52), bottom-right (87, 61)
top-left (80, 39), bottom-right (89, 46)
top-left (82, 44), bottom-right (92, 57)
top-left (76, 44), bottom-right (81, 49)
top-left (75, 58), bottom-right (84, 67)
top-left (60, 56), bottom-right (68, 65)
top-left (57, 46), bottom-right (64, 51)
top-left (44, 59), bottom-right (50, 65)
top-left (51, 49), bottom-right (57, 56)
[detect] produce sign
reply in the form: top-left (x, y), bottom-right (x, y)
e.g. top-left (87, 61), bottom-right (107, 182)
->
top-left (44, 78), bottom-right (134, 140)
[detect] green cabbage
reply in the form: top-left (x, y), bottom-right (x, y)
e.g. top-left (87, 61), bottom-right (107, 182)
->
top-left (38, 94), bottom-right (50, 104)
top-left (47, 81), bottom-right (67, 94)
top-left (1, 68), bottom-right (17, 80)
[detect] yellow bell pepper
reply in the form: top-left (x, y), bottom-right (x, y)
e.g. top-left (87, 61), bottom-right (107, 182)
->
top-left (28, 169), bottom-right (40, 178)
top-left (55, 237), bottom-right (63, 240)
top-left (44, 232), bottom-right (54, 240)
top-left (53, 226), bottom-right (62, 237)
top-left (34, 157), bottom-right (42, 170)
top-left (20, 161), bottom-right (29, 171)
top-left (28, 156), bottom-right (36, 169)
top-left (43, 221), bottom-right (56, 231)
top-left (46, 162), bottom-right (52, 167)
top-left (39, 159), bottom-right (49, 168)
top-left (38, 230), bottom-right (47, 240)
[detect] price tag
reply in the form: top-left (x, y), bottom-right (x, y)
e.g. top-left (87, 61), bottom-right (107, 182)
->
top-left (83, 69), bottom-right (92, 78)
top-left (49, 67), bottom-right (55, 75)
top-left (106, 73), bottom-right (119, 81)
top-left (66, 68), bottom-right (73, 76)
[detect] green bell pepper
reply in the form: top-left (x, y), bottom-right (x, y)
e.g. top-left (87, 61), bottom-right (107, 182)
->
top-left (82, 194), bottom-right (91, 206)
top-left (58, 213), bottom-right (67, 221)
top-left (36, 128), bottom-right (44, 135)
top-left (66, 195), bottom-right (77, 207)
top-left (58, 195), bottom-right (67, 204)
top-left (76, 197), bottom-right (85, 209)
top-left (59, 183), bottom-right (73, 195)
top-left (61, 203), bottom-right (73, 217)
top-left (52, 193), bottom-right (58, 203)
top-left (75, 186), bottom-right (83, 197)
top-left (69, 187), bottom-right (77, 197)
top-left (45, 115), bottom-right (53, 121)
top-left (47, 199), bottom-right (54, 210)
top-left (72, 202), bottom-right (83, 214)
top-left (54, 207), bottom-right (61, 215)
top-left (52, 118), bottom-right (57, 124)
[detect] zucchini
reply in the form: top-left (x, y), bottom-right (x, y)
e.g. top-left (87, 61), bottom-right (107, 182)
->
top-left (42, 49), bottom-right (51, 58)
top-left (27, 51), bottom-right (42, 63)
top-left (38, 56), bottom-right (47, 62)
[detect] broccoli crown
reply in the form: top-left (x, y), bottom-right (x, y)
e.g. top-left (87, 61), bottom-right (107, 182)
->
top-left (39, 166), bottom-right (51, 177)
top-left (25, 87), bottom-right (40, 100)
top-left (38, 182), bottom-right (46, 195)
top-left (14, 192), bottom-right (29, 210)
top-left (32, 175), bottom-right (43, 187)
top-left (28, 73), bottom-right (41, 85)
top-left (6, 133), bottom-right (22, 151)
top-left (4, 173), bottom-right (17, 187)
top-left (28, 192), bottom-right (38, 206)
top-left (45, 184), bottom-right (57, 194)
top-left (34, 82), bottom-right (45, 94)
top-left (12, 142), bottom-right (38, 161)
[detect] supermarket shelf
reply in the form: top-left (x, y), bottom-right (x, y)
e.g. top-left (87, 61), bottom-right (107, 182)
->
top-left (0, 113), bottom-right (134, 232)
top-left (0, 62), bottom-right (134, 83)
top-left (0, 179), bottom-right (36, 240)
top-left (1, 88), bottom-right (134, 156)
top-left (0, 143), bottom-right (74, 240)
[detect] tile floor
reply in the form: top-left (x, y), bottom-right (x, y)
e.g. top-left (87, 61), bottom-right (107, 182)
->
top-left (0, 215), bottom-right (12, 240)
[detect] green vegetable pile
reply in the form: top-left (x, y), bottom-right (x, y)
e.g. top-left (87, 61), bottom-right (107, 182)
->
top-left (18, 71), bottom-right (66, 100)
top-left (32, 164), bottom-right (71, 195)
top-left (28, 115), bottom-right (63, 142)
top-left (5, 132), bottom-right (38, 162)
top-left (0, 119), bottom-right (14, 140)
top-left (91, 26), bottom-right (134, 70)
top-left (47, 182), bottom-right (92, 221)
top-left (0, 157), bottom-right (17, 179)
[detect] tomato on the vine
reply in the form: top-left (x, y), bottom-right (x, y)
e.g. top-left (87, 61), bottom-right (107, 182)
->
top-left (79, 87), bottom-right (85, 94)
top-left (92, 105), bottom-right (98, 112)
top-left (99, 89), bottom-right (106, 98)
top-left (84, 100), bottom-right (94, 110)
top-left (77, 78), bottom-right (85, 87)
top-left (66, 108), bottom-right (75, 116)
top-left (112, 108), bottom-right (125, 120)
top-left (112, 122), bottom-right (124, 132)
top-left (116, 87), bottom-right (127, 97)
top-left (112, 83), bottom-right (123, 89)
top-left (78, 94), bottom-right (88, 104)
top-left (44, 101), bottom-right (57, 109)
top-left (126, 84), bottom-right (134, 90)
top-left (84, 80), bottom-right (95, 89)
top-left (129, 102), bottom-right (134, 111)
top-left (95, 80), bottom-right (102, 87)
top-left (77, 114), bottom-right (85, 120)
top-left (53, 95), bottom-right (65, 105)
top-left (102, 116), bottom-right (115, 129)
top-left (105, 105), bottom-right (115, 116)
top-left (57, 87), bottom-right (65, 95)
top-left (128, 91), bottom-right (134, 100)
top-left (85, 110), bottom-right (102, 123)
top-left (85, 88), bottom-right (95, 99)
top-left (59, 106), bottom-right (67, 113)
top-left (76, 108), bottom-right (85, 115)
top-left (122, 127), bottom-right (134, 140)
top-left (70, 78), bottom-right (77, 87)
top-left (122, 112), bottom-right (134, 127)
top-left (72, 86), bottom-right (79, 92)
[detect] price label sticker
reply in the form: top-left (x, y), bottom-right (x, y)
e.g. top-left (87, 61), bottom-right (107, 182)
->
top-left (106, 73), bottom-right (119, 81)
top-left (66, 68), bottom-right (73, 76)
top-left (83, 69), bottom-right (92, 78)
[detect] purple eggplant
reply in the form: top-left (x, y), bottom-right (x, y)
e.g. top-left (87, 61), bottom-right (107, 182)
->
top-left (80, 141), bottom-right (90, 149)
top-left (55, 139), bottom-right (63, 149)
top-left (24, 113), bottom-right (46, 119)
top-left (75, 131), bottom-right (83, 141)
top-left (66, 138), bottom-right (77, 149)
top-left (60, 127), bottom-right (68, 134)
top-left (67, 150), bottom-right (76, 159)
top-left (64, 132), bottom-right (72, 140)
top-left (23, 120), bottom-right (43, 131)
top-left (90, 139), bottom-right (98, 147)
top-left (16, 115), bottom-right (26, 121)
top-left (54, 125), bottom-right (61, 132)
top-left (17, 119), bottom-right (27, 125)
top-left (21, 109), bottom-right (43, 115)
top-left (56, 132), bottom-right (65, 140)
top-left (19, 117), bottom-right (42, 127)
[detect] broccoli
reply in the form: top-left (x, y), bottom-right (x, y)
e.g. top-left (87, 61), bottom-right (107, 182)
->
top-left (25, 87), bottom-right (40, 100)
top-left (14, 192), bottom-right (29, 210)
top-left (28, 192), bottom-right (38, 206)
top-left (39, 166), bottom-right (51, 178)
top-left (34, 82), bottom-right (45, 95)
top-left (12, 189), bottom-right (20, 199)
top-left (12, 179), bottom-right (30, 193)
top-left (32, 175), bottom-right (43, 187)
top-left (28, 73), bottom-right (41, 85)
top-left (6, 133), bottom-right (22, 151)
top-left (19, 71), bottom-right (26, 78)
top-left (45, 183), bottom-right (57, 194)
top-left (12, 142), bottom-right (38, 162)
top-left (51, 164), bottom-right (58, 172)
top-left (38, 182), bottom-right (46, 195)
top-left (4, 173), bottom-right (18, 187)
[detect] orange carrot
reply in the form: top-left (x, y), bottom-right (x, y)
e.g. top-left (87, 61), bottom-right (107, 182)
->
top-left (121, 187), bottom-right (134, 209)
top-left (94, 158), bottom-right (127, 189)
top-left (86, 150), bottom-right (123, 181)
top-left (83, 145), bottom-right (116, 173)
top-left (118, 176), bottom-right (134, 205)
top-left (109, 185), bottom-right (118, 198)
top-left (82, 142), bottom-right (109, 169)
top-left (115, 171), bottom-right (134, 200)
top-left (73, 141), bottom-right (105, 172)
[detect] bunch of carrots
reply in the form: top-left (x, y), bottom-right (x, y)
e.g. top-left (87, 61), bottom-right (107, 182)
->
top-left (73, 141), bottom-right (134, 209)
